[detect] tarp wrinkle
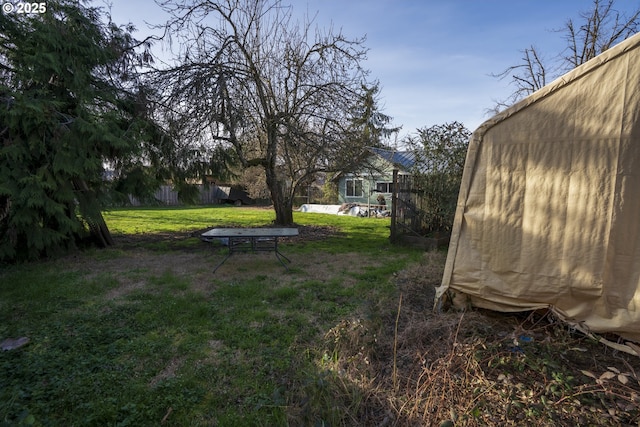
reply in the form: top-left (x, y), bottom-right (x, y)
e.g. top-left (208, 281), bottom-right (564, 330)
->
top-left (439, 32), bottom-right (640, 351)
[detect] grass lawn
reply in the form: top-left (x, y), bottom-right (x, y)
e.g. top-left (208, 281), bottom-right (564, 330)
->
top-left (2, 206), bottom-right (640, 426)
top-left (0, 206), bottom-right (419, 426)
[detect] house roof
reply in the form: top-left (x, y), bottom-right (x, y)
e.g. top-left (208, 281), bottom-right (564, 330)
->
top-left (331, 146), bottom-right (416, 182)
top-left (367, 147), bottom-right (415, 171)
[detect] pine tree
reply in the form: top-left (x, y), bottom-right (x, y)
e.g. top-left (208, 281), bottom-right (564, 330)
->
top-left (350, 83), bottom-right (401, 149)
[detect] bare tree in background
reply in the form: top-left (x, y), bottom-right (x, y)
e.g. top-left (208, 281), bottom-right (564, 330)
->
top-left (152, 0), bottom-right (378, 225)
top-left (492, 0), bottom-right (640, 111)
top-left (564, 0), bottom-right (640, 67)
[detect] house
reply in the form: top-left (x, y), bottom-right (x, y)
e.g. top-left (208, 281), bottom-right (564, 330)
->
top-left (335, 147), bottom-right (415, 207)
top-left (437, 32), bottom-right (640, 351)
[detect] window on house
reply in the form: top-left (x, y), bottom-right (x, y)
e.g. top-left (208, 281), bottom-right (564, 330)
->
top-left (346, 179), bottom-right (363, 197)
top-left (376, 182), bottom-right (393, 193)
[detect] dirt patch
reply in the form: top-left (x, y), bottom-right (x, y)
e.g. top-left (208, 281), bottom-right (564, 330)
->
top-left (393, 250), bottom-right (443, 312)
top-left (149, 357), bottom-right (184, 388)
top-left (61, 225), bottom-right (363, 304)
top-left (281, 225), bottom-right (343, 243)
top-left (67, 249), bottom-right (211, 279)
top-left (111, 225), bottom-right (339, 251)
top-left (103, 280), bottom-right (146, 301)
top-left (113, 231), bottom-right (196, 249)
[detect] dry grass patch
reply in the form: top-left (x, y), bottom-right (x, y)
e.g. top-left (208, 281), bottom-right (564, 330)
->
top-left (305, 250), bottom-right (640, 426)
top-left (103, 280), bottom-right (147, 301)
top-left (149, 357), bottom-right (185, 388)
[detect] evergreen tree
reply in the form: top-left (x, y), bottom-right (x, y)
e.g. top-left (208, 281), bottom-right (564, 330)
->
top-left (349, 83), bottom-right (401, 149)
top-left (0, 0), bottom-right (154, 261)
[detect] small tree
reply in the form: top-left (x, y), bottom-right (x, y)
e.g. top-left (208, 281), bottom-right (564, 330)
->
top-left (405, 122), bottom-right (470, 234)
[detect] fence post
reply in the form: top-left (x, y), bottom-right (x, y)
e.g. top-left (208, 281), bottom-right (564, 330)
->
top-left (390, 169), bottom-right (398, 243)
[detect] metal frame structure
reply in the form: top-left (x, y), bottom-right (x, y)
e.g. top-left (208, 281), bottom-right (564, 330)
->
top-left (201, 227), bottom-right (299, 273)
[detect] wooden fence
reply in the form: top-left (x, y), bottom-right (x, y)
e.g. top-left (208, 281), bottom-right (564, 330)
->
top-left (128, 185), bottom-right (228, 206)
top-left (390, 169), bottom-right (450, 250)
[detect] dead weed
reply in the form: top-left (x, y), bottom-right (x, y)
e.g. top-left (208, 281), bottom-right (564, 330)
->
top-left (311, 250), bottom-right (640, 427)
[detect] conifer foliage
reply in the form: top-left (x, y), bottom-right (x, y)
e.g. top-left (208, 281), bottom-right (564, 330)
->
top-left (0, 1), bottom-right (153, 262)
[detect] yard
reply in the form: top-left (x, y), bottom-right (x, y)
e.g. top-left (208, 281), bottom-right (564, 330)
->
top-left (1, 206), bottom-right (640, 426)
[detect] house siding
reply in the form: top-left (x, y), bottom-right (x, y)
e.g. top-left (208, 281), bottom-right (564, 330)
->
top-left (335, 148), bottom-right (414, 206)
top-left (337, 172), bottom-right (398, 205)
top-left (338, 175), bottom-right (374, 204)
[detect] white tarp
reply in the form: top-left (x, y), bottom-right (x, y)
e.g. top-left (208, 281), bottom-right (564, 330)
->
top-left (298, 204), bottom-right (367, 216)
top-left (437, 32), bottom-right (640, 349)
top-left (298, 204), bottom-right (343, 214)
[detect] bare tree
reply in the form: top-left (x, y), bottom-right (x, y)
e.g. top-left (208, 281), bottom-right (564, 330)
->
top-left (564, 0), bottom-right (640, 68)
top-left (493, 0), bottom-right (640, 110)
top-left (491, 45), bottom-right (550, 110)
top-left (152, 0), bottom-right (376, 225)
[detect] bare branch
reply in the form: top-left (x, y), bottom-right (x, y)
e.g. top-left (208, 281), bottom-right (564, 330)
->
top-left (493, 0), bottom-right (640, 111)
top-left (150, 0), bottom-right (375, 224)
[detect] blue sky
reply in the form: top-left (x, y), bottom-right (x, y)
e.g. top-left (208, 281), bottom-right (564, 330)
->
top-left (106, 0), bottom-right (640, 138)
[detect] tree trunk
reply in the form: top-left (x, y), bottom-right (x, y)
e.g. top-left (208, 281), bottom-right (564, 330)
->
top-left (263, 122), bottom-right (295, 226)
top-left (273, 195), bottom-right (294, 225)
top-left (73, 178), bottom-right (114, 247)
top-left (87, 213), bottom-right (114, 248)
top-left (265, 165), bottom-right (294, 226)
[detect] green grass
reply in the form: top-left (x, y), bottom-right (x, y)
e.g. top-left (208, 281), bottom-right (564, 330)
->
top-left (103, 205), bottom-right (276, 234)
top-left (0, 206), bottom-right (419, 426)
top-left (103, 205), bottom-right (394, 253)
top-left (5, 206), bottom-right (637, 426)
